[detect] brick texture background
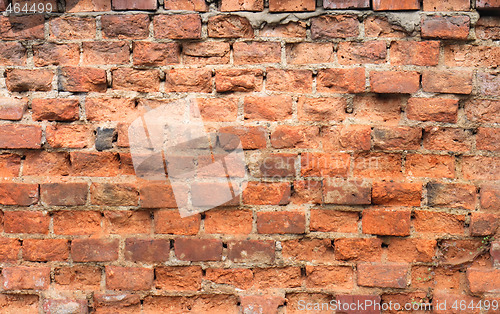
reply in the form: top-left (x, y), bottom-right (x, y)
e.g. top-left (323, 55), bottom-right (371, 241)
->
top-left (0, 0), bottom-right (499, 312)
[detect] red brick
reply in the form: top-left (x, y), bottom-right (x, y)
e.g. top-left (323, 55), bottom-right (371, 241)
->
top-left (282, 238), bottom-right (334, 262)
top-left (336, 295), bottom-right (382, 314)
top-left (155, 266), bottom-right (202, 291)
top-left (43, 299), bottom-right (87, 314)
top-left (204, 209), bottom-right (253, 235)
top-left (372, 126), bottom-right (422, 150)
top-left (174, 238), bottom-right (222, 261)
top-left (94, 294), bottom-right (141, 313)
top-left (124, 238), bottom-right (170, 262)
top-left (53, 211), bottom-right (102, 235)
top-left (2, 266), bottom-right (50, 290)
top-left (306, 265), bottom-right (354, 290)
top-left (310, 209), bottom-right (359, 233)
top-left (338, 41), bottom-right (387, 64)
top-left (72, 239), bottom-right (119, 262)
top-left (492, 241), bottom-right (500, 265)
top-left (59, 66), bottom-right (107, 92)
top-left (101, 14), bottom-right (150, 39)
top-left (387, 238), bottom-right (437, 263)
top-left (311, 15), bottom-right (359, 38)
top-left (353, 95), bottom-right (402, 125)
top-left (49, 16), bottom-right (96, 39)
top-left (301, 152), bottom-right (350, 177)
top-left (0, 183), bottom-right (39, 206)
top-left (82, 41), bottom-right (130, 65)
top-left (233, 41), bottom-right (281, 64)
top-left (421, 15), bottom-right (470, 39)
top-left (227, 240), bottom-right (275, 263)
top-left (323, 178), bottom-right (371, 205)
top-left (70, 152), bottom-right (120, 177)
top-left (269, 0), bottom-right (315, 11)
top-left (423, 127), bottom-right (473, 152)
top-left (470, 212), bottom-right (498, 236)
top-left (54, 266), bottom-right (101, 290)
top-left (357, 263), bottom-right (409, 288)
top-left (196, 98), bottom-right (238, 122)
top-left (467, 268), bottom-right (500, 293)
top-left (407, 97), bottom-right (458, 123)
top-left (0, 154), bottom-right (21, 177)
top-left (133, 42), bottom-right (180, 66)
top-left (183, 42), bottom-right (230, 65)
top-left (23, 151), bottom-right (69, 176)
top-left (422, 70), bottom-right (473, 94)
top-left (253, 267), bottom-right (302, 289)
top-left (143, 295), bottom-right (238, 313)
top-left (0, 42), bottom-right (26, 66)
top-left (165, 68), bottom-right (212, 93)
top-left (0, 294), bottom-right (38, 313)
top-left (6, 69), bottom-right (53, 92)
top-left (221, 0), bottom-right (263, 11)
top-left (373, 0), bottom-right (419, 10)
top-left (405, 154), bottom-right (455, 178)
top-left (106, 266), bottom-right (153, 291)
top-left (40, 183), bottom-right (88, 206)
top-left (240, 296), bottom-right (285, 314)
top-left (391, 41), bottom-right (440, 66)
top-left (0, 97), bottom-right (27, 121)
top-left (32, 99), bottom-right (79, 122)
top-left (362, 207), bottom-right (412, 236)
top-left (219, 126), bottom-right (267, 149)
top-left (444, 45), bottom-right (500, 68)
top-left (481, 184), bottom-right (500, 211)
top-left (372, 181), bottom-right (422, 207)
top-left (353, 152), bottom-right (402, 178)
top-left (370, 71), bottom-right (420, 94)
top-left (336, 238), bottom-right (383, 261)
top-left (208, 15), bottom-right (254, 38)
top-left (287, 43), bottom-right (334, 64)
top-left (478, 72), bottom-right (500, 96)
top-left (155, 210), bottom-right (200, 235)
top-left (4, 211), bottom-right (49, 234)
top-left (321, 125), bottom-right (371, 152)
top-left (266, 68), bottom-right (313, 93)
top-left (477, 0), bottom-right (500, 9)
top-left (22, 239), bottom-right (68, 262)
top-left (46, 125), bottom-right (93, 149)
top-left (0, 238), bottom-right (20, 261)
top-left (261, 21), bottom-right (307, 38)
top-left (256, 211), bottom-right (305, 234)
top-left (413, 210), bottom-right (465, 234)
top-left (112, 0), bottom-right (157, 10)
top-left (476, 16), bottom-right (500, 40)
top-left (423, 0), bottom-right (470, 11)
top-left (426, 182), bottom-right (476, 210)
top-left (215, 69), bottom-right (263, 92)
top-left (86, 97), bottom-right (139, 122)
top-left (164, 0), bottom-right (208, 11)
top-left (90, 183), bottom-right (138, 206)
top-left (317, 68), bottom-right (366, 93)
top-left (411, 266), bottom-right (460, 291)
top-left (286, 293), bottom-right (334, 313)
top-left (154, 14), bottom-right (201, 39)
top-left (103, 210), bottom-right (151, 235)
top-left (324, 0), bottom-right (370, 8)
top-left (139, 183), bottom-right (182, 208)
top-left (365, 16), bottom-right (408, 38)
top-left (0, 15), bottom-right (44, 40)
top-left (253, 153), bottom-right (296, 178)
top-left (477, 127), bottom-right (500, 151)
top-left (66, 0), bottom-right (110, 11)
top-left (205, 268), bottom-right (253, 290)
top-left (243, 182), bottom-right (291, 205)
top-left (112, 68), bottom-right (160, 92)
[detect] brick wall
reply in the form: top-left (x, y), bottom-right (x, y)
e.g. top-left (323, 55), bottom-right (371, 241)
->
top-left (0, 0), bottom-right (499, 312)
